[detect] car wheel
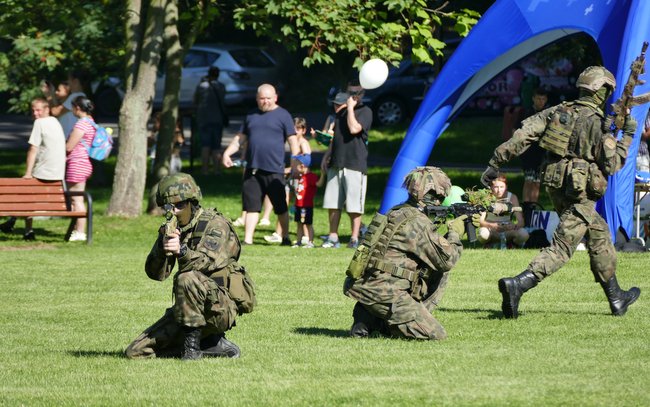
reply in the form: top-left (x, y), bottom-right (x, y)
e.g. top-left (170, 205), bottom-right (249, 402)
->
top-left (94, 87), bottom-right (122, 118)
top-left (374, 97), bottom-right (405, 126)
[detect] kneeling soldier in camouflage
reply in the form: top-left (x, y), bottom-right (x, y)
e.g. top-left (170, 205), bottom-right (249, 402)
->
top-left (343, 167), bottom-right (466, 340)
top-left (125, 173), bottom-right (256, 360)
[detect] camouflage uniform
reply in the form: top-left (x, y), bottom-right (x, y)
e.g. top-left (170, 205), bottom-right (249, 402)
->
top-left (344, 167), bottom-right (463, 340)
top-left (482, 66), bottom-right (641, 318)
top-left (125, 174), bottom-right (255, 359)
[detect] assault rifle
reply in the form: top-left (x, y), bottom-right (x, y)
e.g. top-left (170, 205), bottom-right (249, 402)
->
top-left (425, 199), bottom-right (519, 243)
top-left (162, 203), bottom-right (178, 257)
top-left (611, 41), bottom-right (650, 133)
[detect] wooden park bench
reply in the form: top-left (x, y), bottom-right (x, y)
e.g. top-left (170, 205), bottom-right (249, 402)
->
top-left (0, 178), bottom-right (93, 244)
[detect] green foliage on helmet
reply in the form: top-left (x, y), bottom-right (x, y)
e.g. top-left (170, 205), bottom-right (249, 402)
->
top-left (403, 166), bottom-right (451, 204)
top-left (576, 66), bottom-right (616, 92)
top-left (156, 173), bottom-right (202, 206)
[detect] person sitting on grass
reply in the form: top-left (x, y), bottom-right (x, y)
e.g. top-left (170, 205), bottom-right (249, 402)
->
top-left (477, 174), bottom-right (529, 248)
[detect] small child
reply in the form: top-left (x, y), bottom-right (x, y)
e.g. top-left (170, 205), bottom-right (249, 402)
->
top-left (292, 154), bottom-right (318, 248)
top-left (264, 117), bottom-right (312, 242)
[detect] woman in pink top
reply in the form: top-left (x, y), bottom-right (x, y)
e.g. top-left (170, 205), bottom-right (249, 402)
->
top-left (65, 96), bottom-right (96, 242)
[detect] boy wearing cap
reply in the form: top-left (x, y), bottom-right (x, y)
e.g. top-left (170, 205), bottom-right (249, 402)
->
top-left (292, 154), bottom-right (319, 248)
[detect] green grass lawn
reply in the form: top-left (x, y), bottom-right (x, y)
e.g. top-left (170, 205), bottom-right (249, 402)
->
top-left (0, 133), bottom-right (646, 405)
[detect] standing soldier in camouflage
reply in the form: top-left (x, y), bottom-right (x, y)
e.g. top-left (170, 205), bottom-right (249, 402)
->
top-left (343, 167), bottom-right (466, 340)
top-left (125, 173), bottom-right (256, 360)
top-left (481, 66), bottom-right (641, 319)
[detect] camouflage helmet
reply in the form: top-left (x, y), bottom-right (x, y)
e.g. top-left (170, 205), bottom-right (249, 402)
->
top-left (576, 66), bottom-right (616, 92)
top-left (403, 166), bottom-right (451, 203)
top-left (156, 173), bottom-right (202, 206)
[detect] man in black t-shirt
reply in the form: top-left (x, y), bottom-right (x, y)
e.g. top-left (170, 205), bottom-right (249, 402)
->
top-left (321, 81), bottom-right (373, 249)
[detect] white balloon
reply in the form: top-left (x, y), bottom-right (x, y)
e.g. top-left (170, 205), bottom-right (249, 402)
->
top-left (359, 59), bottom-right (389, 89)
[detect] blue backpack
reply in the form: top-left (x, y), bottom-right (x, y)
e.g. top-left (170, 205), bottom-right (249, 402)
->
top-left (81, 118), bottom-right (114, 161)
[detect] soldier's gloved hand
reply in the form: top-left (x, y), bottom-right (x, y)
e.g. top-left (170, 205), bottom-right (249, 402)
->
top-left (447, 215), bottom-right (468, 236)
top-left (480, 165), bottom-right (499, 187)
top-left (471, 213), bottom-right (482, 228)
top-left (490, 202), bottom-right (513, 215)
top-left (622, 115), bottom-right (638, 136)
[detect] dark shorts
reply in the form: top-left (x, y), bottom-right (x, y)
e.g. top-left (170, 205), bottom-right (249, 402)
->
top-left (199, 122), bottom-right (223, 150)
top-left (242, 169), bottom-right (288, 213)
top-left (294, 206), bottom-right (313, 225)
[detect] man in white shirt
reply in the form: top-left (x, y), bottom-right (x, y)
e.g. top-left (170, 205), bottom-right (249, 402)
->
top-left (0, 98), bottom-right (66, 240)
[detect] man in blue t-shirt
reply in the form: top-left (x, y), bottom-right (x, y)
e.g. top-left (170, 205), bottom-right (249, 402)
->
top-left (223, 84), bottom-right (298, 245)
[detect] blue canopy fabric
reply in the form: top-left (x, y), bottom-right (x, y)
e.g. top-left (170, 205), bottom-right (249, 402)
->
top-left (380, 0), bottom-right (650, 242)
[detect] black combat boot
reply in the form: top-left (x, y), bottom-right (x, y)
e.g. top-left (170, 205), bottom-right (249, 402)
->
top-left (351, 302), bottom-right (382, 337)
top-left (600, 276), bottom-right (640, 316)
top-left (181, 326), bottom-right (203, 361)
top-left (201, 334), bottom-right (241, 358)
top-left (498, 270), bottom-right (538, 319)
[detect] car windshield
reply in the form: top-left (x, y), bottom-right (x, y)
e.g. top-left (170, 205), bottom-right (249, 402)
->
top-left (183, 51), bottom-right (219, 68)
top-left (229, 49), bottom-right (274, 68)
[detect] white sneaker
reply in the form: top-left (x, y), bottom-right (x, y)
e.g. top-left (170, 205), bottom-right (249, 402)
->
top-left (232, 217), bottom-right (245, 227)
top-left (301, 236), bottom-right (310, 245)
top-left (263, 232), bottom-right (282, 243)
top-left (69, 231), bottom-right (87, 242)
top-left (258, 218), bottom-right (271, 227)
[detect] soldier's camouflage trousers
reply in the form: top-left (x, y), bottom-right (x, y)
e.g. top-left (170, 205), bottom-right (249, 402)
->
top-left (345, 272), bottom-right (447, 340)
top-left (124, 270), bottom-right (238, 359)
top-left (527, 188), bottom-right (616, 283)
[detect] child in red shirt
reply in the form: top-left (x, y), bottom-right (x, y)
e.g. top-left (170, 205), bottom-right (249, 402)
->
top-left (292, 154), bottom-right (319, 248)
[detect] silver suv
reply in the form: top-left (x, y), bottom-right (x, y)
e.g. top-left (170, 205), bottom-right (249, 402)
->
top-left (154, 43), bottom-right (283, 110)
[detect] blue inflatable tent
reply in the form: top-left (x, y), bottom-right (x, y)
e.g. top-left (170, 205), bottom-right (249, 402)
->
top-left (380, 0), bottom-right (650, 242)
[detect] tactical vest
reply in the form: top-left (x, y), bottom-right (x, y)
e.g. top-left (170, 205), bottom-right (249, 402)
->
top-left (346, 205), bottom-right (424, 283)
top-left (184, 209), bottom-right (256, 314)
top-left (538, 102), bottom-right (580, 157)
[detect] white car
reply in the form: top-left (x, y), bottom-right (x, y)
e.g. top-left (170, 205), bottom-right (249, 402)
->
top-left (154, 43), bottom-right (283, 110)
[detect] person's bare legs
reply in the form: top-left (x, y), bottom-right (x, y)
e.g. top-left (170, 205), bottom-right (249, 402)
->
top-left (522, 180), bottom-right (540, 203)
top-left (261, 196), bottom-right (273, 224)
top-left (278, 211), bottom-right (290, 239)
top-left (349, 212), bottom-right (362, 242)
top-left (328, 209), bottom-right (341, 241)
top-left (69, 181), bottom-right (86, 233)
top-left (295, 222), bottom-right (303, 245)
top-left (244, 212), bottom-right (259, 244)
top-left (211, 149), bottom-right (222, 175)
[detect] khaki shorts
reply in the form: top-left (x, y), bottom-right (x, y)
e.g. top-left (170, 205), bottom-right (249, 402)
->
top-left (323, 167), bottom-right (367, 214)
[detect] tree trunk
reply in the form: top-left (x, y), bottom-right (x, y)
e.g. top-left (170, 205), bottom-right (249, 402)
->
top-left (152, 0), bottom-right (182, 181)
top-left (107, 0), bottom-right (166, 217)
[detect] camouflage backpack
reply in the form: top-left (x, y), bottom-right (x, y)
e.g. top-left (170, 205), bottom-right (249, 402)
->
top-left (538, 102), bottom-right (580, 157)
top-left (346, 206), bottom-right (419, 280)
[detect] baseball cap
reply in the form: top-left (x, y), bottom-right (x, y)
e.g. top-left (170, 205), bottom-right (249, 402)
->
top-left (333, 92), bottom-right (349, 105)
top-left (294, 154), bottom-right (312, 167)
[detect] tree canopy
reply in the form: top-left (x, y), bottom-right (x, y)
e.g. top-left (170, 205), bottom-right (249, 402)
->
top-left (233, 0), bottom-right (480, 68)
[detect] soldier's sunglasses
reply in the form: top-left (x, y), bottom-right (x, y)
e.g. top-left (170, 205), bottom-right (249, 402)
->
top-left (171, 200), bottom-right (189, 210)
